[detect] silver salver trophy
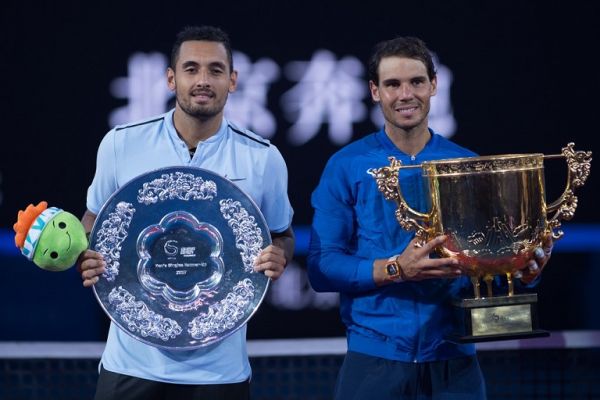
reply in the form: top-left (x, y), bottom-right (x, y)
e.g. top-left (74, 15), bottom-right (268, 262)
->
top-left (89, 166), bottom-right (271, 349)
top-left (369, 143), bottom-right (592, 343)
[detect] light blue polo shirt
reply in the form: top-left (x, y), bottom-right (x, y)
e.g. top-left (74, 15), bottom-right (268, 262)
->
top-left (87, 109), bottom-right (293, 384)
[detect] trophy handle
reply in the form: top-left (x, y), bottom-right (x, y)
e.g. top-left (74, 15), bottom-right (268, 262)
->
top-left (368, 157), bottom-right (431, 243)
top-left (544, 143), bottom-right (592, 240)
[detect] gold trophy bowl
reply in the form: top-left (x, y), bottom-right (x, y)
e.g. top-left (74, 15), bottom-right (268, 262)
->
top-left (369, 143), bottom-right (592, 342)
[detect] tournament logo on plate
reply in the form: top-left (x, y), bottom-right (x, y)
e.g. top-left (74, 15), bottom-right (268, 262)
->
top-left (90, 166), bottom-right (271, 349)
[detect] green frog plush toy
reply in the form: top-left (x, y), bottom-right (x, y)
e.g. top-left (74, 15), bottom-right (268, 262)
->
top-left (13, 201), bottom-right (88, 271)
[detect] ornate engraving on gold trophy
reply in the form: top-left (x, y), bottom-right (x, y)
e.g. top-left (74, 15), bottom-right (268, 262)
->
top-left (368, 143), bottom-right (592, 342)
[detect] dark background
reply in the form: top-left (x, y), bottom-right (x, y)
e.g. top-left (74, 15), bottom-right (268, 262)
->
top-left (0, 0), bottom-right (598, 342)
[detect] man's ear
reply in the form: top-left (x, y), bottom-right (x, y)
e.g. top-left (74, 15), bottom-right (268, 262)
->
top-left (369, 80), bottom-right (380, 102)
top-left (167, 68), bottom-right (176, 91)
top-left (229, 70), bottom-right (238, 93)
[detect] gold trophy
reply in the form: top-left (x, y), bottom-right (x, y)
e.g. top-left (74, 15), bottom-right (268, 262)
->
top-left (369, 143), bottom-right (592, 342)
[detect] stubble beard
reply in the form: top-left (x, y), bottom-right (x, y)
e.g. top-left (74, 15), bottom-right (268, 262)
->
top-left (176, 93), bottom-right (226, 121)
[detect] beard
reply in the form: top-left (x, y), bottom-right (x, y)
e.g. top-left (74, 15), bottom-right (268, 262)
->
top-left (176, 91), bottom-right (228, 121)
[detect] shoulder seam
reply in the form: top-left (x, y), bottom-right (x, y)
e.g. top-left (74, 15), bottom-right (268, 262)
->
top-left (115, 116), bottom-right (165, 131)
top-left (228, 124), bottom-right (269, 147)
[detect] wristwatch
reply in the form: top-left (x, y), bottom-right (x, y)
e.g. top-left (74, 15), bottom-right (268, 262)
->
top-left (385, 255), bottom-right (405, 282)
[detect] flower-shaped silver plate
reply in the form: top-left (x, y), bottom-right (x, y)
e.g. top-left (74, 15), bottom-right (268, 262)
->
top-left (90, 166), bottom-right (271, 350)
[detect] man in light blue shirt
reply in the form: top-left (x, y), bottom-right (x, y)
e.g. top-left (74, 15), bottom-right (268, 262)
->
top-left (78, 25), bottom-right (294, 400)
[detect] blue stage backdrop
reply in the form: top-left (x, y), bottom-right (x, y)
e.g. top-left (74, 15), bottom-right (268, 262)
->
top-left (0, 0), bottom-right (598, 341)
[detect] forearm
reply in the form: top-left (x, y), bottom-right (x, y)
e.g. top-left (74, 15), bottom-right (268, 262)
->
top-left (81, 210), bottom-right (97, 236)
top-left (271, 226), bottom-right (295, 265)
top-left (307, 207), bottom-right (378, 293)
top-left (307, 245), bottom-right (377, 294)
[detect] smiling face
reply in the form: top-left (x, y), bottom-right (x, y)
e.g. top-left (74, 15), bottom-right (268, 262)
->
top-left (32, 212), bottom-right (88, 271)
top-left (167, 40), bottom-right (237, 122)
top-left (370, 56), bottom-right (437, 137)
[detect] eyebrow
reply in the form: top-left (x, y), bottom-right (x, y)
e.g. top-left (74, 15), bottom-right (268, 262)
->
top-left (181, 60), bottom-right (227, 69)
top-left (382, 76), bottom-right (427, 85)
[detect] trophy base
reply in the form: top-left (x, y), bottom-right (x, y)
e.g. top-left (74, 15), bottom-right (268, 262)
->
top-left (447, 329), bottom-right (550, 344)
top-left (448, 293), bottom-right (550, 344)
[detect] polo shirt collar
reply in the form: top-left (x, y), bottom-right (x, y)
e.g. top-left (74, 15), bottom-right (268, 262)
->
top-left (376, 127), bottom-right (440, 157)
top-left (165, 108), bottom-right (228, 146)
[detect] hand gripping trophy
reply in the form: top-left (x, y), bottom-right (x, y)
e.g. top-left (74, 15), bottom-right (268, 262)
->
top-left (369, 143), bottom-right (592, 342)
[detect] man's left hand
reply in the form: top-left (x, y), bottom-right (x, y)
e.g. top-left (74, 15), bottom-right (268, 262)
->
top-left (519, 234), bottom-right (554, 284)
top-left (254, 245), bottom-right (287, 281)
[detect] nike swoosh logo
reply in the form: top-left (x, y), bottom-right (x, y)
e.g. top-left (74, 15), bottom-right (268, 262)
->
top-left (223, 174), bottom-right (246, 182)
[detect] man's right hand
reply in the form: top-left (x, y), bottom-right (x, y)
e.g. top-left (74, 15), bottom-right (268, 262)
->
top-left (373, 235), bottom-right (462, 286)
top-left (77, 250), bottom-right (106, 287)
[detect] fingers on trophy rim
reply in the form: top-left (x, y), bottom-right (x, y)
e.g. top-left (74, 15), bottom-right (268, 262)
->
top-left (529, 262), bottom-right (539, 272)
top-left (419, 235), bottom-right (443, 252)
top-left (534, 247), bottom-right (545, 259)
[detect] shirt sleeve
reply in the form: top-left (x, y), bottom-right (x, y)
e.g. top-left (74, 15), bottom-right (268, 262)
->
top-left (307, 155), bottom-right (377, 294)
top-left (86, 130), bottom-right (118, 215)
top-left (260, 145), bottom-right (294, 233)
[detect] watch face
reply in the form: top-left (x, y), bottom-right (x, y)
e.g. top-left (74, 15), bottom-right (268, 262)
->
top-left (386, 262), bottom-right (399, 278)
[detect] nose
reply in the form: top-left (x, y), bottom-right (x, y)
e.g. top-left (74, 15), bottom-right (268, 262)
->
top-left (399, 83), bottom-right (413, 100)
top-left (195, 68), bottom-right (210, 87)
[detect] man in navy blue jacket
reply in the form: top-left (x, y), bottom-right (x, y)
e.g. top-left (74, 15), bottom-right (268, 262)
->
top-left (307, 36), bottom-right (551, 400)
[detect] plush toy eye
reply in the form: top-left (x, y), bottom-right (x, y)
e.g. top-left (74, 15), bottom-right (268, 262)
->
top-left (58, 222), bottom-right (66, 229)
top-left (50, 252), bottom-right (58, 259)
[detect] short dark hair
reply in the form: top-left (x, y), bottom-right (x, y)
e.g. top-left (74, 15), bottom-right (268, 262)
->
top-left (170, 25), bottom-right (233, 72)
top-left (368, 36), bottom-right (436, 84)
